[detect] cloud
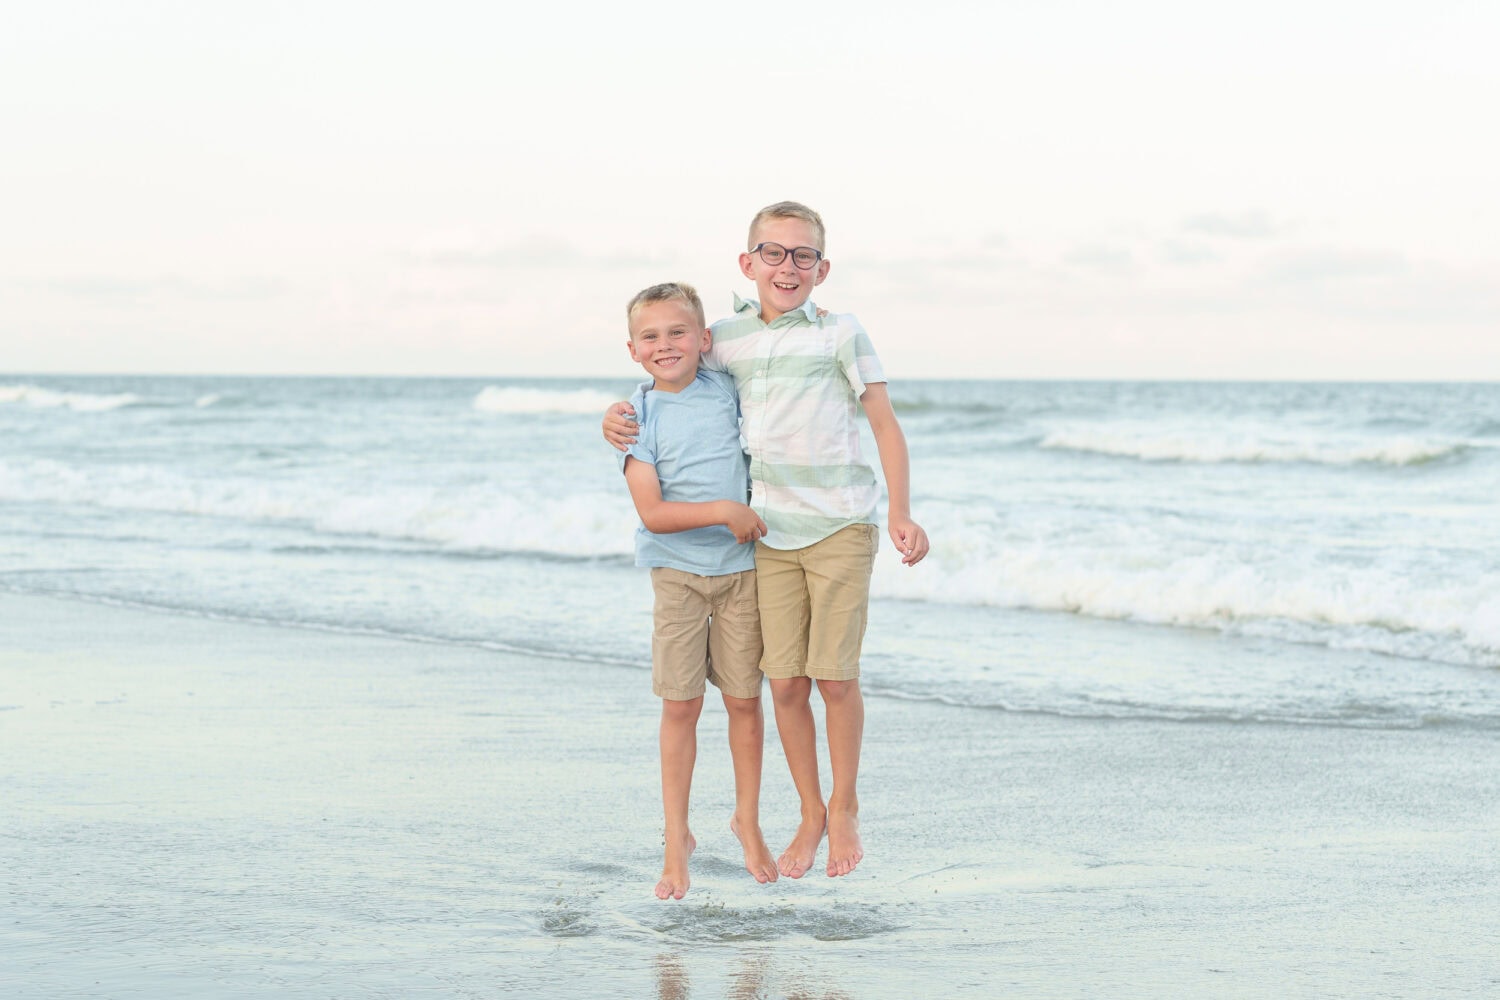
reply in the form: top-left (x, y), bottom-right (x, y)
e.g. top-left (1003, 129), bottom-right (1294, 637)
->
top-left (1181, 210), bottom-right (1284, 240)
top-left (1158, 240), bottom-right (1224, 266)
top-left (1256, 247), bottom-right (1411, 284)
top-left (15, 275), bottom-right (293, 303)
top-left (1062, 245), bottom-right (1136, 276)
top-left (409, 237), bottom-right (680, 271)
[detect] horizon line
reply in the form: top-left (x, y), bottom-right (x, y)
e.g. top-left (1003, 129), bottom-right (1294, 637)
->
top-left (5, 371), bottom-right (1499, 386)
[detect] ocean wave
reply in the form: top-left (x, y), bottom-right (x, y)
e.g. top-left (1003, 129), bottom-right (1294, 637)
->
top-left (873, 537), bottom-right (1500, 670)
top-left (864, 685), bottom-right (1500, 731)
top-left (473, 386), bottom-right (624, 415)
top-left (8, 453), bottom-right (1495, 668)
top-left (0, 384), bottom-right (143, 412)
top-left (0, 458), bottom-right (638, 559)
top-left (1038, 426), bottom-right (1466, 466)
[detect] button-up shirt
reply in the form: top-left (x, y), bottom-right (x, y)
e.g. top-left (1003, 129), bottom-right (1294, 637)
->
top-left (705, 294), bottom-right (887, 550)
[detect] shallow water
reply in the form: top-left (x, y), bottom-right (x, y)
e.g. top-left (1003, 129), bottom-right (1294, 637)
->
top-left (5, 595), bottom-right (1498, 999)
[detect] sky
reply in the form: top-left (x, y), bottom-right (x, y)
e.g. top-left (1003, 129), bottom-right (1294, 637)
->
top-left (3, 1), bottom-right (1496, 380)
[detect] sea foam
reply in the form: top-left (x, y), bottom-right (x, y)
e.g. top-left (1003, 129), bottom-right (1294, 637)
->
top-left (473, 386), bottom-right (623, 415)
top-left (873, 523), bottom-right (1500, 669)
top-left (1038, 425), bottom-right (1464, 466)
top-left (0, 384), bottom-right (143, 412)
top-left (0, 458), bottom-right (637, 560)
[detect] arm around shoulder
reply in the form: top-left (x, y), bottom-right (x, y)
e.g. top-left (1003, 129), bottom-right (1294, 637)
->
top-left (603, 401), bottom-right (638, 451)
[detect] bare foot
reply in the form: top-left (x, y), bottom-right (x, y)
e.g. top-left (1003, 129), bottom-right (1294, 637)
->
top-left (826, 807), bottom-right (863, 877)
top-left (730, 815), bottom-right (779, 884)
top-left (778, 808), bottom-right (827, 879)
top-left (655, 830), bottom-right (696, 900)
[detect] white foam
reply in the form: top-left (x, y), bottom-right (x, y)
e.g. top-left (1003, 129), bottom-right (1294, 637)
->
top-left (0, 458), bottom-right (637, 560)
top-left (473, 386), bottom-right (622, 415)
top-left (873, 512), bottom-right (1500, 669)
top-left (1039, 425), bottom-right (1463, 466)
top-left (0, 384), bottom-right (142, 412)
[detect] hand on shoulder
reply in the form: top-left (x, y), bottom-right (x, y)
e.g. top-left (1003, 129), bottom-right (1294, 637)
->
top-left (603, 401), bottom-right (636, 451)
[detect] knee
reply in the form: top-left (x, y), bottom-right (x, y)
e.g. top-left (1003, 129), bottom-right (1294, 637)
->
top-left (816, 679), bottom-right (859, 704)
top-left (721, 694), bottom-right (763, 719)
top-left (770, 677), bottom-right (812, 710)
top-left (661, 698), bottom-right (703, 724)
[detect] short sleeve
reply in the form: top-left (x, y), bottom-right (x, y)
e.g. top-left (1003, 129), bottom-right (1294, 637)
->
top-left (699, 340), bottom-right (729, 374)
top-left (615, 383), bottom-right (657, 473)
top-left (696, 368), bottom-right (737, 407)
top-left (836, 314), bottom-right (886, 398)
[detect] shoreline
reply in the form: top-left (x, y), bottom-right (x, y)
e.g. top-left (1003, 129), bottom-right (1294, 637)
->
top-left (4, 592), bottom-right (1498, 998)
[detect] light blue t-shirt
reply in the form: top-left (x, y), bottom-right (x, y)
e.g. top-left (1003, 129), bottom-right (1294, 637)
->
top-left (617, 368), bottom-right (755, 576)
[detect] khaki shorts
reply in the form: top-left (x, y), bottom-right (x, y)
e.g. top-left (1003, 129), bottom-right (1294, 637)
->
top-left (650, 567), bottom-right (763, 701)
top-left (755, 523), bottom-right (879, 682)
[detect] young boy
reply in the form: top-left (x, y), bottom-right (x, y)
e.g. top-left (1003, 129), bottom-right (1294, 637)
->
top-left (617, 281), bottom-right (780, 900)
top-left (606, 204), bottom-right (929, 880)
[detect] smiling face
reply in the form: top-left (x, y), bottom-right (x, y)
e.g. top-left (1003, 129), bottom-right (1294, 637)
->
top-left (739, 216), bottom-right (830, 323)
top-left (627, 298), bottom-right (711, 393)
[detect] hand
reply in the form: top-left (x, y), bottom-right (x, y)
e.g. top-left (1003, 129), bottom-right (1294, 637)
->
top-left (724, 503), bottom-right (768, 545)
top-left (603, 401), bottom-right (636, 451)
top-left (888, 517), bottom-right (928, 566)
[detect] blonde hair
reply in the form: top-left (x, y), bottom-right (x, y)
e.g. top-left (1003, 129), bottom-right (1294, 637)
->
top-left (748, 201), bottom-right (826, 252)
top-left (626, 281), bottom-right (706, 333)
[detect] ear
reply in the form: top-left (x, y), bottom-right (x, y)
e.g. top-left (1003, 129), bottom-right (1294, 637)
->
top-left (813, 258), bottom-right (831, 286)
top-left (700, 328), bottom-right (713, 352)
top-left (627, 339), bottom-right (640, 363)
top-left (738, 252), bottom-right (756, 280)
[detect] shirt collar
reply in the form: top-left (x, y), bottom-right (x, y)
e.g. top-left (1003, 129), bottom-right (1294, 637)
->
top-left (731, 293), bottom-right (820, 325)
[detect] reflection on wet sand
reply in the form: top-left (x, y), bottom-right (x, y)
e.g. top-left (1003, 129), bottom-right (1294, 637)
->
top-left (654, 953), bottom-right (689, 1000)
top-left (655, 949), bottom-right (854, 1000)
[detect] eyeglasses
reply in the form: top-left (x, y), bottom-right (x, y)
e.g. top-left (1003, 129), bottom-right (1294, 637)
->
top-left (750, 242), bottom-right (824, 269)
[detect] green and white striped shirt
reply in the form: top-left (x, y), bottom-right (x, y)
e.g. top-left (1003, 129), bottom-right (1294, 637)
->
top-left (705, 294), bottom-right (887, 550)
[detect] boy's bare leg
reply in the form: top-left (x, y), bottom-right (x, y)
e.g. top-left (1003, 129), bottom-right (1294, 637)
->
top-left (657, 696), bottom-right (702, 899)
top-left (722, 693), bottom-right (778, 884)
top-left (818, 678), bottom-right (865, 877)
top-left (768, 676), bottom-right (827, 878)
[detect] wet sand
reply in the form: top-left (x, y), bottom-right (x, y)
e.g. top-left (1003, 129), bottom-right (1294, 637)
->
top-left (3, 592), bottom-right (1497, 998)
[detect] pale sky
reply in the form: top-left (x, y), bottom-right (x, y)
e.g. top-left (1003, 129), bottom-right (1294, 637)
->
top-left (4, 1), bottom-right (1496, 380)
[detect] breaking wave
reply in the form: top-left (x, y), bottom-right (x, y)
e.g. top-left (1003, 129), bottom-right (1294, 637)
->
top-left (0, 384), bottom-right (143, 412)
top-left (1038, 426), bottom-right (1467, 466)
top-left (473, 386), bottom-right (624, 415)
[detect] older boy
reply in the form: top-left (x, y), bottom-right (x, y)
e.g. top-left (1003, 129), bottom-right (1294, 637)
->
top-left (617, 281), bottom-right (780, 899)
top-left (607, 204), bottom-right (929, 880)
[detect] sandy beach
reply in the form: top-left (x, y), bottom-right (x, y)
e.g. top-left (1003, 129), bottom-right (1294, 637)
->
top-left (3, 592), bottom-right (1497, 998)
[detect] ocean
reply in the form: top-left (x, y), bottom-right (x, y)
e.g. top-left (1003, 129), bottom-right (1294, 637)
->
top-left (4, 374), bottom-right (1498, 729)
top-left (7, 374), bottom-right (1500, 998)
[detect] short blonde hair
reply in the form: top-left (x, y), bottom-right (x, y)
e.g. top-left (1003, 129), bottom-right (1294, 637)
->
top-left (748, 201), bottom-right (826, 252)
top-left (626, 281), bottom-right (706, 334)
